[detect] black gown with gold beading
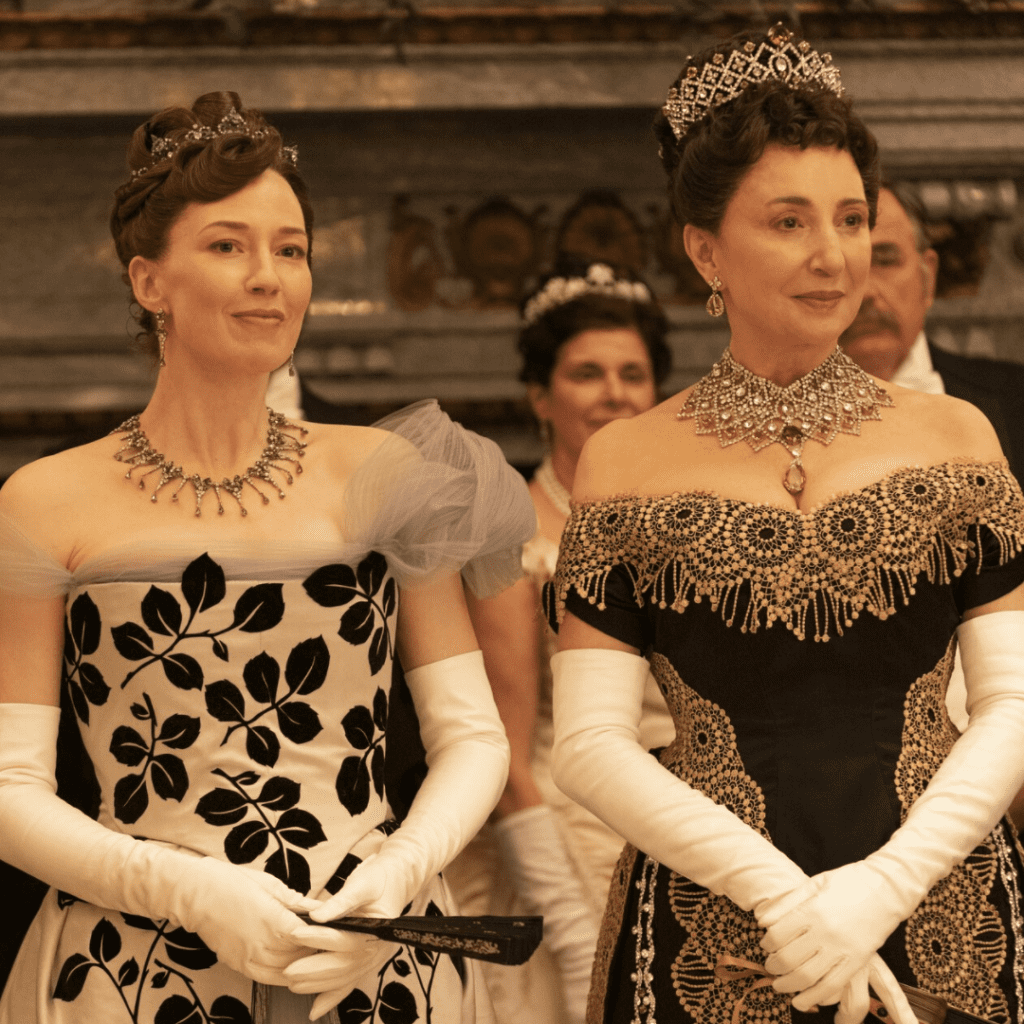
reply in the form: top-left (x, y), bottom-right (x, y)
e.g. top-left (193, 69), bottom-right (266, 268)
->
top-left (551, 460), bottom-right (1024, 1024)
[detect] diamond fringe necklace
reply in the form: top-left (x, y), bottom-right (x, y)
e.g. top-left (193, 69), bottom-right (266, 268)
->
top-left (113, 409), bottom-right (308, 517)
top-left (677, 347), bottom-right (893, 496)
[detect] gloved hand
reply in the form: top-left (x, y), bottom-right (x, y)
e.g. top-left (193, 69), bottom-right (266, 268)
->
top-left (286, 853), bottom-right (400, 1020)
top-left (759, 610), bottom-right (1024, 1014)
top-left (287, 650), bottom-right (509, 1013)
top-left (835, 955), bottom-right (917, 1024)
top-left (175, 858), bottom-right (326, 983)
top-left (758, 863), bottom-right (904, 1011)
top-left (0, 702), bottom-right (321, 985)
top-left (494, 805), bottom-right (599, 1024)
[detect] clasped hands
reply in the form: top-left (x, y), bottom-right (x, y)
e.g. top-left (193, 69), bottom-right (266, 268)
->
top-left (755, 861), bottom-right (918, 1024)
top-left (218, 852), bottom-right (409, 1020)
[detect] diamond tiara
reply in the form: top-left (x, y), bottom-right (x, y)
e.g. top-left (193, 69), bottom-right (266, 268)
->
top-left (131, 108), bottom-right (299, 180)
top-left (523, 263), bottom-right (653, 325)
top-left (662, 25), bottom-right (844, 142)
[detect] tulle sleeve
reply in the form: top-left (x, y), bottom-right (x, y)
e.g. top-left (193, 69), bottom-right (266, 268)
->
top-left (345, 400), bottom-right (536, 597)
top-left (0, 511), bottom-right (73, 599)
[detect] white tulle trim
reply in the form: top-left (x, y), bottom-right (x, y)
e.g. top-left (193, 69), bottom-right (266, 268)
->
top-left (0, 401), bottom-right (535, 600)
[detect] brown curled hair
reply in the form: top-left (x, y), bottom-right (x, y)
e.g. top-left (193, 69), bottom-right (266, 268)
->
top-left (652, 29), bottom-right (880, 235)
top-left (109, 91), bottom-right (313, 358)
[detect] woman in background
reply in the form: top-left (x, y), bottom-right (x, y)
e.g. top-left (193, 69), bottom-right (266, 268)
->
top-left (448, 257), bottom-right (674, 1024)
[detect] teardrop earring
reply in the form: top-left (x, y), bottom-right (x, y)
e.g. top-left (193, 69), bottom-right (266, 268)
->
top-left (155, 308), bottom-right (168, 367)
top-left (288, 349), bottom-right (296, 377)
top-left (705, 276), bottom-right (725, 318)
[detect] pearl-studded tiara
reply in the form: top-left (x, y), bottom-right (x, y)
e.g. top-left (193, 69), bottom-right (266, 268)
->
top-left (131, 108), bottom-right (299, 180)
top-left (523, 263), bottom-right (653, 325)
top-left (662, 25), bottom-right (844, 142)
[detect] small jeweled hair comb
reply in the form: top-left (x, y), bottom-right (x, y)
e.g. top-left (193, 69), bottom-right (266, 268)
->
top-left (132, 108), bottom-right (299, 180)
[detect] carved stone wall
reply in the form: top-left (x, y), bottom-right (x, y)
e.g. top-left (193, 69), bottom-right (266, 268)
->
top-left (3, 9), bottom-right (1024, 476)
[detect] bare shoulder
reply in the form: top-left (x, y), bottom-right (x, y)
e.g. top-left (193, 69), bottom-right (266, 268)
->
top-left (307, 422), bottom-right (400, 482)
top-left (573, 392), bottom-right (686, 502)
top-left (0, 437), bottom-right (118, 563)
top-left (889, 384), bottom-right (1005, 463)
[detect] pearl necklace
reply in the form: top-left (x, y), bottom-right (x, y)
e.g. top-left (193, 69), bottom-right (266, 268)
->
top-left (677, 347), bottom-right (893, 495)
top-left (535, 455), bottom-right (572, 517)
top-left (113, 409), bottom-right (308, 517)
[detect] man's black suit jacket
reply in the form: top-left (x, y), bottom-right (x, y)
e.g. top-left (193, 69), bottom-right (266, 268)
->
top-left (929, 342), bottom-right (1024, 484)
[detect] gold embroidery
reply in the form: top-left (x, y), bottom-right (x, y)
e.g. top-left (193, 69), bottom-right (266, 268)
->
top-left (588, 841), bottom-right (641, 1024)
top-left (587, 654), bottom-right (793, 1024)
top-left (553, 461), bottom-right (1024, 642)
top-left (898, 641), bottom-right (1012, 1022)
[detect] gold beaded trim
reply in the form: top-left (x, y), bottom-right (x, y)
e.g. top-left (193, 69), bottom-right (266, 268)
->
top-left (552, 460), bottom-right (1024, 642)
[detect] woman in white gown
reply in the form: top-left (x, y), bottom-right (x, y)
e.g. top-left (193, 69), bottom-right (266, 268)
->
top-left (0, 91), bottom-right (534, 1024)
top-left (448, 258), bottom-right (676, 1024)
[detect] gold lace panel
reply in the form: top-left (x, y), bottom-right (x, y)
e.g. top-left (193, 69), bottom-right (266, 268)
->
top-left (553, 461), bottom-right (1024, 641)
top-left (587, 653), bottom-right (792, 1024)
top-left (897, 640), bottom-right (1014, 1023)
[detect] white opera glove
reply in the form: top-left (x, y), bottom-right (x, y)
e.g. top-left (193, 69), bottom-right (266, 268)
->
top-left (0, 703), bottom-right (321, 985)
top-left (494, 805), bottom-right (599, 1024)
top-left (762, 610), bottom-right (1024, 1012)
top-left (286, 650), bottom-right (509, 1016)
top-left (551, 649), bottom-right (809, 914)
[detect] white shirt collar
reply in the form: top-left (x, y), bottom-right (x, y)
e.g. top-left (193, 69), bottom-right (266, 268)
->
top-left (890, 330), bottom-right (945, 395)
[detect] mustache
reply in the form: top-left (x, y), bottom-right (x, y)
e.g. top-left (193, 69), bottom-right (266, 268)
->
top-left (840, 304), bottom-right (901, 343)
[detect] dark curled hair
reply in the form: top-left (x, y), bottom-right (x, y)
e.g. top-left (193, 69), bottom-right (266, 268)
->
top-left (110, 91), bottom-right (313, 358)
top-left (518, 255), bottom-right (672, 388)
top-left (652, 30), bottom-right (880, 234)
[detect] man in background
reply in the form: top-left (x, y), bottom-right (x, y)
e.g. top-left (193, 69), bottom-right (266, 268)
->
top-left (840, 185), bottom-right (1024, 483)
top-left (841, 184), bottom-right (1024, 833)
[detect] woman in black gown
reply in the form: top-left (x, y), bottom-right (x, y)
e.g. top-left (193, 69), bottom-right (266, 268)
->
top-left (549, 25), bottom-right (1024, 1024)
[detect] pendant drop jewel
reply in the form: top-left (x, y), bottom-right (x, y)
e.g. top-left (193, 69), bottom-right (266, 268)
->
top-left (783, 459), bottom-right (806, 495)
top-left (111, 408), bottom-right (308, 518)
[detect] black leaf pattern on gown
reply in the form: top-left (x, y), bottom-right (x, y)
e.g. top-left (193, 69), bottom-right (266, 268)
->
top-left (195, 768), bottom-right (326, 893)
top-left (324, 853), bottom-right (364, 896)
top-left (63, 592), bottom-right (110, 725)
top-left (335, 688), bottom-right (388, 815)
top-left (110, 693), bottom-right (200, 824)
top-left (204, 636), bottom-right (327, 767)
top-left (331, 898), bottom-right (454, 1024)
top-left (303, 553), bottom-right (396, 676)
top-left (53, 915), bottom-right (246, 1024)
top-left (112, 555), bottom-right (286, 692)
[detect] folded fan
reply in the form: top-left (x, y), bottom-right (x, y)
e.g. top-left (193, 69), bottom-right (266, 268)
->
top-left (298, 914), bottom-right (543, 965)
top-left (872, 984), bottom-right (1000, 1024)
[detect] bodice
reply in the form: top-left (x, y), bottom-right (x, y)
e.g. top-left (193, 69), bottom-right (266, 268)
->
top-left (553, 460), bottom-right (1024, 873)
top-left (63, 550), bottom-right (400, 897)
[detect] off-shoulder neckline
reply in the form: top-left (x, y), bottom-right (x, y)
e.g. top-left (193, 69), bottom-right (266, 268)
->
top-left (0, 407), bottom-right (428, 581)
top-left (569, 458), bottom-right (1014, 520)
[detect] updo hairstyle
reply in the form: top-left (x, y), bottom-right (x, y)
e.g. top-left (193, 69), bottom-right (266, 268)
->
top-left (652, 29), bottom-right (880, 235)
top-left (518, 255), bottom-right (672, 388)
top-left (110, 91), bottom-right (313, 358)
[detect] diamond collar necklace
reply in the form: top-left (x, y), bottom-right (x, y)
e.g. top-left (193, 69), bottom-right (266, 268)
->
top-left (676, 347), bottom-right (893, 495)
top-left (113, 409), bottom-right (308, 516)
